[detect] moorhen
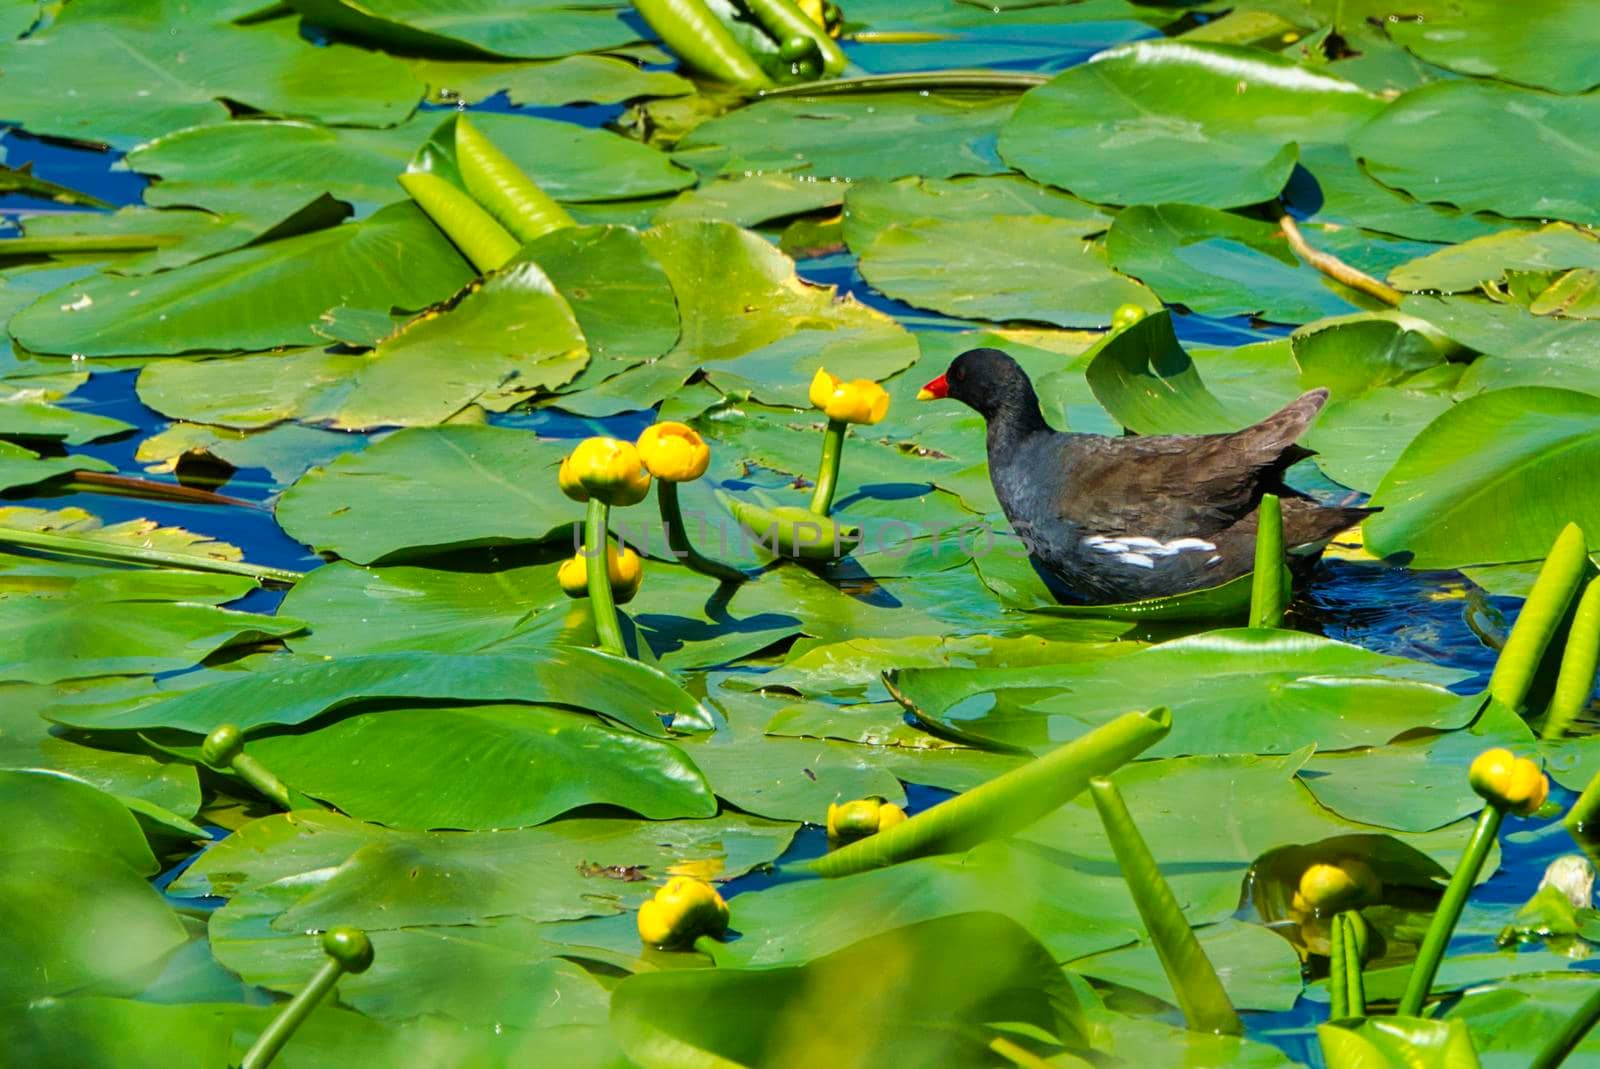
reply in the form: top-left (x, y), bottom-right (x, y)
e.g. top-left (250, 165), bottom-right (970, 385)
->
top-left (917, 347), bottom-right (1371, 603)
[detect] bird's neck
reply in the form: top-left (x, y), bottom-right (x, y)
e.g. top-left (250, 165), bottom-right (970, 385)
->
top-left (984, 388), bottom-right (1051, 455)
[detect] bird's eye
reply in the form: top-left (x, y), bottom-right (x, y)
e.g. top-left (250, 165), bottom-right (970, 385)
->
top-left (954, 367), bottom-right (966, 382)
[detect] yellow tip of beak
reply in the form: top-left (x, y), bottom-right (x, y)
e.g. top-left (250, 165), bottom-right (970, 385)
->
top-left (915, 388), bottom-right (936, 401)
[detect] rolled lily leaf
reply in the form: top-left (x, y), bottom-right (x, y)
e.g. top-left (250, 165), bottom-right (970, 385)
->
top-left (632, 0), bottom-right (772, 88)
top-left (1317, 1017), bottom-right (1481, 1069)
top-left (1088, 775), bottom-right (1241, 1035)
top-left (455, 115), bottom-right (574, 244)
top-left (1250, 492), bottom-right (1286, 630)
top-left (718, 491), bottom-right (861, 563)
top-left (396, 171), bottom-right (519, 274)
top-left (1543, 576), bottom-right (1600, 738)
top-left (1488, 522), bottom-right (1588, 714)
top-left (804, 706), bottom-right (1170, 878)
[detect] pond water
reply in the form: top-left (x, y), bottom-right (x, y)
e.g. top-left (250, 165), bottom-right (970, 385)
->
top-left (3, 21), bottom-right (1587, 1065)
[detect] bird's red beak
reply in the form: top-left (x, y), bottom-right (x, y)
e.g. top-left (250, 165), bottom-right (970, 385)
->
top-left (917, 374), bottom-right (948, 401)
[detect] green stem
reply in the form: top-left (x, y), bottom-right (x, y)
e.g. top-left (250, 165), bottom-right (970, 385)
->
top-left (232, 753), bottom-right (293, 810)
top-left (659, 480), bottom-right (746, 583)
top-left (809, 419), bottom-right (847, 517)
top-left (1528, 981), bottom-right (1600, 1069)
top-left (757, 69), bottom-right (1046, 97)
top-left (1543, 576), bottom-right (1600, 739)
top-left (585, 497), bottom-right (627, 657)
top-left (1089, 776), bottom-right (1242, 1035)
top-left (1489, 522), bottom-right (1588, 713)
top-left (1567, 769), bottom-right (1600, 839)
top-left (1340, 911), bottom-right (1367, 1017)
top-left (239, 959), bottom-right (344, 1069)
top-left (1328, 912), bottom-right (1348, 1019)
top-left (0, 526), bottom-right (303, 584)
top-left (1250, 492), bottom-right (1286, 629)
top-left (1397, 804), bottom-right (1504, 1016)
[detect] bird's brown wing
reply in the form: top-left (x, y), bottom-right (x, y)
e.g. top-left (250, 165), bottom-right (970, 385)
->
top-left (1053, 389), bottom-right (1331, 537)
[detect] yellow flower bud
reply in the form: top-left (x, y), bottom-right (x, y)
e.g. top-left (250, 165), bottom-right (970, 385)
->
top-left (809, 368), bottom-right (890, 426)
top-left (636, 421), bottom-right (711, 482)
top-left (826, 797), bottom-right (908, 842)
top-left (1111, 302), bottom-right (1148, 330)
top-left (1469, 748), bottom-right (1550, 816)
top-left (636, 876), bottom-right (729, 950)
top-left (1291, 858), bottom-right (1380, 915)
top-left (561, 437), bottom-right (651, 506)
top-left (557, 453), bottom-right (588, 503)
top-left (557, 545), bottom-right (643, 604)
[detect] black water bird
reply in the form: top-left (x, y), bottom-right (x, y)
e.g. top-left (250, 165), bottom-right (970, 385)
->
top-left (918, 347), bottom-right (1372, 603)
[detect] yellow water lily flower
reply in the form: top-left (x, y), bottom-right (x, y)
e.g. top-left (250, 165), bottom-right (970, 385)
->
top-left (636, 876), bottom-right (730, 950)
top-left (560, 437), bottom-right (651, 506)
top-left (1291, 858), bottom-right (1380, 915)
top-left (1469, 748), bottom-right (1549, 816)
top-left (557, 545), bottom-right (643, 603)
top-left (636, 421), bottom-right (711, 482)
top-left (826, 797), bottom-right (908, 842)
top-left (809, 368), bottom-right (890, 425)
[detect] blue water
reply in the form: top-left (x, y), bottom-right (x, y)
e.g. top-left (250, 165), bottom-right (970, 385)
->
top-left (1, 23), bottom-right (1576, 1065)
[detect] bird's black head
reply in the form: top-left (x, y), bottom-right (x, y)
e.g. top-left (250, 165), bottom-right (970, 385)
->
top-left (918, 347), bottom-right (1042, 423)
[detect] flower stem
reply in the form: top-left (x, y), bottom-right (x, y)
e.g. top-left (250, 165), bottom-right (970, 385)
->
top-left (1250, 492), bottom-right (1286, 629)
top-left (658, 481), bottom-right (746, 583)
top-left (1328, 913), bottom-right (1348, 1020)
top-left (239, 958), bottom-right (344, 1069)
top-left (1528, 981), bottom-right (1600, 1069)
top-left (809, 419), bottom-right (847, 517)
top-left (585, 497), bottom-right (627, 657)
top-left (1277, 212), bottom-right (1402, 307)
top-left (1089, 775), bottom-right (1242, 1035)
top-left (1397, 804), bottom-right (1504, 1016)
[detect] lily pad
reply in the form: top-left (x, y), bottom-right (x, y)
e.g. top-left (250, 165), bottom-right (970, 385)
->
top-left (895, 629), bottom-right (1471, 758)
top-left (285, 0), bottom-right (640, 59)
top-left (674, 92), bottom-right (1017, 182)
top-left (1000, 40), bottom-right (1380, 209)
top-left (11, 202), bottom-right (474, 357)
top-left (1385, 0), bottom-right (1600, 93)
top-left (129, 112), bottom-right (693, 223)
top-left (1353, 81), bottom-right (1600, 227)
top-left (247, 703), bottom-right (716, 828)
top-left (275, 425), bottom-right (570, 563)
top-left (0, 2), bottom-right (423, 148)
top-left (614, 913), bottom-right (1086, 1067)
top-left (858, 216), bottom-right (1158, 328)
top-left (1365, 386), bottom-right (1600, 568)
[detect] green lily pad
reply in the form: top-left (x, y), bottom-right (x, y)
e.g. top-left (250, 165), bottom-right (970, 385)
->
top-left (674, 92), bottom-right (1017, 182)
top-left (895, 629), bottom-right (1470, 758)
top-left (408, 53), bottom-right (691, 107)
top-left (1390, 224), bottom-right (1600, 294)
top-left (1000, 40), bottom-right (1380, 209)
top-left (1365, 386), bottom-right (1600, 568)
top-left (1298, 144), bottom-right (1524, 245)
top-left (11, 202), bottom-right (474, 358)
top-left (276, 425), bottom-right (570, 563)
top-left (179, 807), bottom-right (793, 924)
top-left (1354, 81), bottom-right (1600, 228)
top-left (0, 399), bottom-right (133, 444)
top-left (1106, 203), bottom-right (1429, 322)
top-left (129, 112), bottom-right (692, 223)
top-left (0, 2), bottom-right (423, 148)
top-left (858, 216), bottom-right (1158, 328)
top-left (44, 646), bottom-right (703, 738)
top-left (248, 703), bottom-right (716, 828)
top-left (842, 174), bottom-right (1111, 254)
top-left (1385, 0), bottom-right (1600, 93)
top-left (614, 914), bottom-right (1087, 1066)
top-left (1068, 918), bottom-right (1303, 1013)
top-left (0, 440), bottom-right (110, 493)
top-left (285, 0), bottom-right (640, 59)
